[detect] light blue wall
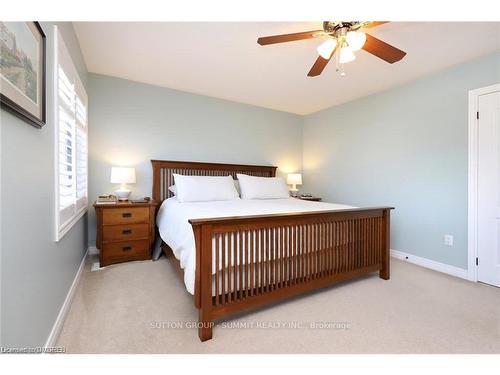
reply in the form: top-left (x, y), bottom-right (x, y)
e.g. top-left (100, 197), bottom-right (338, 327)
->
top-left (0, 22), bottom-right (88, 347)
top-left (87, 74), bottom-right (303, 246)
top-left (303, 52), bottom-right (500, 269)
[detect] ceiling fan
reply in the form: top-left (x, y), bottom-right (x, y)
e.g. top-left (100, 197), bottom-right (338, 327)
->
top-left (257, 21), bottom-right (407, 77)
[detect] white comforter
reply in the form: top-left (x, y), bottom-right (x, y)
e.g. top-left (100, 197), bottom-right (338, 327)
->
top-left (157, 197), bottom-right (354, 294)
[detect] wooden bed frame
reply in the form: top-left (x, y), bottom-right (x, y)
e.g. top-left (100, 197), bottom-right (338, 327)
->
top-left (152, 159), bottom-right (393, 341)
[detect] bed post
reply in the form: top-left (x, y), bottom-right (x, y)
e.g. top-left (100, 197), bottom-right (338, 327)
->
top-left (152, 160), bottom-right (161, 202)
top-left (193, 225), bottom-right (202, 309)
top-left (379, 208), bottom-right (391, 280)
top-left (197, 224), bottom-right (214, 341)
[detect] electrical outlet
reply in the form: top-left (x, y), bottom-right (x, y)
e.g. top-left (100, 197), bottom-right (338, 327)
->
top-left (444, 234), bottom-right (454, 246)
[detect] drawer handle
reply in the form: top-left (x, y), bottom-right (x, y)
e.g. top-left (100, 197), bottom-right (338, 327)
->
top-left (122, 212), bottom-right (132, 218)
top-left (122, 229), bottom-right (132, 235)
top-left (122, 246), bottom-right (132, 252)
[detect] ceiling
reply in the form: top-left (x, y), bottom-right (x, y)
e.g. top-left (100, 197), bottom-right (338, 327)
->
top-left (73, 22), bottom-right (500, 115)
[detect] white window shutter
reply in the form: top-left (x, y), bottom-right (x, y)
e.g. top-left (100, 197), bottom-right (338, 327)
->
top-left (55, 26), bottom-right (88, 241)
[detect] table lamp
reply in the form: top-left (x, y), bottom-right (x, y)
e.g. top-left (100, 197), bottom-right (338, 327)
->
top-left (287, 173), bottom-right (302, 196)
top-left (111, 167), bottom-right (136, 201)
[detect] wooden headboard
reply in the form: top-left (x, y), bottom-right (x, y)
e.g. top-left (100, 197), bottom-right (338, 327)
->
top-left (151, 160), bottom-right (277, 202)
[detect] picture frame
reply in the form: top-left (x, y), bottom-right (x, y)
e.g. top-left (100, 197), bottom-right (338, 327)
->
top-left (0, 21), bottom-right (46, 128)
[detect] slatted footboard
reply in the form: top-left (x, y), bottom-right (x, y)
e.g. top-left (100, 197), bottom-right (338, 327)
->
top-left (190, 207), bottom-right (392, 341)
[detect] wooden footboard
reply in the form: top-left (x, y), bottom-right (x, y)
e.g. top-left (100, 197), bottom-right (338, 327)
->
top-left (151, 159), bottom-right (392, 342)
top-left (190, 207), bottom-right (392, 341)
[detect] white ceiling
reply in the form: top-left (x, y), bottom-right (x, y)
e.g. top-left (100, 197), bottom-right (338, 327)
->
top-left (73, 22), bottom-right (500, 115)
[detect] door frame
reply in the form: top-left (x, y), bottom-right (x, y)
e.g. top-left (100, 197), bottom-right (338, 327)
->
top-left (468, 83), bottom-right (500, 282)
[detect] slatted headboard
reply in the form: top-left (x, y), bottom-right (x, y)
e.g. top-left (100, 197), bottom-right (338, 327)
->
top-left (151, 160), bottom-right (277, 202)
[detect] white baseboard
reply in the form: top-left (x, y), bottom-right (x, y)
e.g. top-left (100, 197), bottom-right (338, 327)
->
top-left (88, 246), bottom-right (99, 255)
top-left (391, 249), bottom-right (468, 280)
top-left (44, 249), bottom-right (88, 349)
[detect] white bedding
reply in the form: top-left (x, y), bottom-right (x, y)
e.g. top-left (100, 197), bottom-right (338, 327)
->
top-left (157, 197), bottom-right (355, 294)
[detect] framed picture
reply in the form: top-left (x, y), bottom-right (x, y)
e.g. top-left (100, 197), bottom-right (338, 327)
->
top-left (0, 22), bottom-right (46, 128)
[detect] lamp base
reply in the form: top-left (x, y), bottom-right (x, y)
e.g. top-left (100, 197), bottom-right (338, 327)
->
top-left (115, 188), bottom-right (131, 201)
top-left (289, 188), bottom-right (299, 197)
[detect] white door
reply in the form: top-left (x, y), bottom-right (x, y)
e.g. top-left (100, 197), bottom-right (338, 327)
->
top-left (477, 90), bottom-right (500, 287)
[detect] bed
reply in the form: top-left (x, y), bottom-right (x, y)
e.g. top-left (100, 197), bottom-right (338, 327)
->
top-left (152, 160), bottom-right (393, 341)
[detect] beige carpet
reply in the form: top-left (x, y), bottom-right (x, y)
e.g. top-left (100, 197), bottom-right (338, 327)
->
top-left (57, 254), bottom-right (500, 353)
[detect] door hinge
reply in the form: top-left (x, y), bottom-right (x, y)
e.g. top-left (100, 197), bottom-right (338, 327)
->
top-left (476, 257), bottom-right (479, 266)
top-left (477, 111), bottom-right (479, 120)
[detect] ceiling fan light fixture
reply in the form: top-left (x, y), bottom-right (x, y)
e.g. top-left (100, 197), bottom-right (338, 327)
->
top-left (317, 38), bottom-right (337, 59)
top-left (257, 21), bottom-right (406, 77)
top-left (339, 45), bottom-right (356, 64)
top-left (346, 31), bottom-right (366, 51)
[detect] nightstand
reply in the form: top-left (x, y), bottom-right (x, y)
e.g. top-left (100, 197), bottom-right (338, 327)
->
top-left (94, 200), bottom-right (158, 267)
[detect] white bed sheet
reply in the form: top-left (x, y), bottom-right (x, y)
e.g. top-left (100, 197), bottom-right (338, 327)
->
top-left (157, 197), bottom-right (354, 294)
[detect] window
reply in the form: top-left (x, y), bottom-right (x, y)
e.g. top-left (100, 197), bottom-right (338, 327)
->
top-left (54, 26), bottom-right (88, 241)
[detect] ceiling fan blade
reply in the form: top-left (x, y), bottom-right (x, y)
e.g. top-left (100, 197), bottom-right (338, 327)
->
top-left (362, 21), bottom-right (389, 29)
top-left (307, 55), bottom-right (332, 77)
top-left (257, 30), bottom-right (323, 45)
top-left (362, 33), bottom-right (406, 63)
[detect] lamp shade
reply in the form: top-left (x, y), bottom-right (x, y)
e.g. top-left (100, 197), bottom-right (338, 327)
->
top-left (317, 38), bottom-right (337, 59)
top-left (110, 167), bottom-right (136, 184)
top-left (346, 31), bottom-right (366, 51)
top-left (287, 173), bottom-right (302, 186)
top-left (339, 45), bottom-right (356, 64)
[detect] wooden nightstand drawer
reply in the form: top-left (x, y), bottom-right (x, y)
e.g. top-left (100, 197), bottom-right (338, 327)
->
top-left (102, 207), bottom-right (149, 225)
top-left (102, 223), bottom-right (149, 242)
top-left (102, 239), bottom-right (150, 262)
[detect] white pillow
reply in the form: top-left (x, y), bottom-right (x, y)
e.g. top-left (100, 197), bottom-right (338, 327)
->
top-left (237, 174), bottom-right (289, 199)
top-left (173, 174), bottom-right (240, 203)
top-left (169, 180), bottom-right (239, 196)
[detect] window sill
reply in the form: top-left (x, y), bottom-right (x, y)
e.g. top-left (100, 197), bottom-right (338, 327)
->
top-left (56, 207), bottom-right (87, 242)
